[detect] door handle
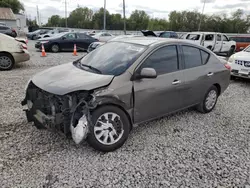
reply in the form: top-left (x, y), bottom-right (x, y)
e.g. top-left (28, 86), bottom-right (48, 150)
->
top-left (207, 72), bottom-right (214, 76)
top-left (172, 80), bottom-right (181, 85)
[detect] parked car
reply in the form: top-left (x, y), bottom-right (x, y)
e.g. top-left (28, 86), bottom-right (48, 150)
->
top-left (230, 36), bottom-right (250, 52)
top-left (0, 33), bottom-right (30, 70)
top-left (88, 35), bottom-right (140, 53)
top-left (87, 41), bottom-right (105, 53)
top-left (228, 45), bottom-right (250, 79)
top-left (182, 32), bottom-right (236, 56)
top-left (35, 32), bottom-right (98, 52)
top-left (92, 32), bottom-right (114, 42)
top-left (37, 30), bottom-right (60, 39)
top-left (0, 25), bottom-right (17, 38)
top-left (27, 29), bottom-right (50, 40)
top-left (22, 38), bottom-right (230, 152)
top-left (141, 30), bottom-right (179, 38)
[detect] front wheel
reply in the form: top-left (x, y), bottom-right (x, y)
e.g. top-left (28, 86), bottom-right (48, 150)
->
top-left (196, 85), bottom-right (218, 113)
top-left (87, 106), bottom-right (130, 152)
top-left (50, 44), bottom-right (60, 53)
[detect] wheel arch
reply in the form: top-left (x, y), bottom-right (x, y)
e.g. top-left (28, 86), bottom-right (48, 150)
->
top-left (213, 83), bottom-right (221, 96)
top-left (0, 51), bottom-right (15, 62)
top-left (92, 100), bottom-right (133, 131)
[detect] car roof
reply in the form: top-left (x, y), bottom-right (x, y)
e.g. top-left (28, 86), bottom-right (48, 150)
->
top-left (109, 36), bottom-right (196, 46)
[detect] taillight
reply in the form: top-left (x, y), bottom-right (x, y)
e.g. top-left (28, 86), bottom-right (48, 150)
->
top-left (12, 29), bottom-right (16, 33)
top-left (21, 44), bottom-right (27, 50)
top-left (224, 63), bottom-right (231, 70)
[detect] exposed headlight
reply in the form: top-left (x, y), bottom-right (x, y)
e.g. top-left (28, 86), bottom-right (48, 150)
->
top-left (228, 55), bottom-right (235, 64)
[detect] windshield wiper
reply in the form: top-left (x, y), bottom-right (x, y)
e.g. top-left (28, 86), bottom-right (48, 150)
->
top-left (80, 64), bottom-right (102, 74)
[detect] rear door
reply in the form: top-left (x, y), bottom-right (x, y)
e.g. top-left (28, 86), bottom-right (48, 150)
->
top-left (60, 33), bottom-right (77, 51)
top-left (133, 45), bottom-right (186, 123)
top-left (180, 45), bottom-right (213, 106)
top-left (76, 33), bottom-right (96, 50)
top-left (213, 34), bottom-right (223, 52)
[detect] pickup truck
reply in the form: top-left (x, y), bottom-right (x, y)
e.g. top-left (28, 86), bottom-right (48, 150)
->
top-left (182, 32), bottom-right (236, 56)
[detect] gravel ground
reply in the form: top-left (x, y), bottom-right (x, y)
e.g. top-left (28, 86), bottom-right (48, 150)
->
top-left (0, 41), bottom-right (250, 188)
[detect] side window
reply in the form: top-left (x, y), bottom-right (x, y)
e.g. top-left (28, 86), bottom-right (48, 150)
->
top-left (183, 46), bottom-right (202, 69)
top-left (140, 45), bottom-right (179, 75)
top-left (65, 33), bottom-right (76, 39)
top-left (200, 50), bottom-right (210, 65)
top-left (222, 35), bottom-right (229, 41)
top-left (186, 34), bottom-right (200, 40)
top-left (160, 32), bottom-right (170, 38)
top-left (77, 33), bottom-right (90, 39)
top-left (245, 37), bottom-right (250, 43)
top-left (205, 34), bottom-right (214, 41)
top-left (216, 35), bottom-right (222, 41)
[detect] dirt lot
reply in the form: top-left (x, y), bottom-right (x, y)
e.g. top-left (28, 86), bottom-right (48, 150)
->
top-left (0, 40), bottom-right (250, 188)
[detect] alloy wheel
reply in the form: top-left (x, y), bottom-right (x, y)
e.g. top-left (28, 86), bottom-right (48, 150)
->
top-left (205, 90), bottom-right (217, 110)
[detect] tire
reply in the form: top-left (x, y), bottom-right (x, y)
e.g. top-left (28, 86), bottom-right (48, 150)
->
top-left (230, 75), bottom-right (236, 80)
top-left (50, 43), bottom-right (60, 53)
top-left (227, 46), bottom-right (235, 57)
top-left (0, 53), bottom-right (15, 71)
top-left (87, 105), bottom-right (130, 152)
top-left (196, 85), bottom-right (218, 113)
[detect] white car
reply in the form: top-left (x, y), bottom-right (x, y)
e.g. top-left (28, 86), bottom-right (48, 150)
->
top-left (92, 32), bottom-right (114, 42)
top-left (0, 33), bottom-right (30, 70)
top-left (37, 30), bottom-right (61, 39)
top-left (228, 45), bottom-right (250, 79)
top-left (183, 32), bottom-right (236, 56)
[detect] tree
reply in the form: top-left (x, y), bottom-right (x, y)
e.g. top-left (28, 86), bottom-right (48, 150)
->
top-left (128, 10), bottom-right (150, 30)
top-left (0, 0), bottom-right (24, 14)
top-left (67, 7), bottom-right (93, 28)
top-left (47, 15), bottom-right (61, 27)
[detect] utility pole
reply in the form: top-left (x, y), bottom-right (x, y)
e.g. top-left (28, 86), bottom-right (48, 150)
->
top-left (198, 0), bottom-right (206, 31)
top-left (103, 0), bottom-right (106, 31)
top-left (123, 0), bottom-right (126, 34)
top-left (36, 5), bottom-right (40, 26)
top-left (65, 0), bottom-right (67, 28)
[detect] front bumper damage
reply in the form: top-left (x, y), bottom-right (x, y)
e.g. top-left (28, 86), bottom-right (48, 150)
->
top-left (21, 81), bottom-right (96, 144)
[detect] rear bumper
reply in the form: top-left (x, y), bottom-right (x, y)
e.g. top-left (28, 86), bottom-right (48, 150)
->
top-left (12, 50), bottom-right (30, 63)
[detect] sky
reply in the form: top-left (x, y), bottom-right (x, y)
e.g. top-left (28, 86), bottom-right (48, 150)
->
top-left (20, 0), bottom-right (250, 24)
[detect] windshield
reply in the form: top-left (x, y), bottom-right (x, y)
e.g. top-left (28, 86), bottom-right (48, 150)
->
top-left (80, 42), bottom-right (146, 76)
top-left (244, 45), bottom-right (250, 52)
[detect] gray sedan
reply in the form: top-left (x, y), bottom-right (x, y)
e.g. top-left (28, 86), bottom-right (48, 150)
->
top-left (22, 37), bottom-right (230, 152)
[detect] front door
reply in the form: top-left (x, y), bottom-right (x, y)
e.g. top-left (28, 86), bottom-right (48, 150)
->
top-left (133, 45), bottom-right (185, 123)
top-left (213, 34), bottom-right (223, 52)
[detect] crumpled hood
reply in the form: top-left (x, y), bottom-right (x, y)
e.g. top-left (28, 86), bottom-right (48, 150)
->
top-left (31, 62), bottom-right (114, 95)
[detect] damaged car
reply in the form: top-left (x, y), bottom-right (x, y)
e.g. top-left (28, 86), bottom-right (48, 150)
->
top-left (22, 37), bottom-right (230, 152)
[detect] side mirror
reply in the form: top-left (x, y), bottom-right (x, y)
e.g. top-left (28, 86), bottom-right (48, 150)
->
top-left (133, 68), bottom-right (157, 80)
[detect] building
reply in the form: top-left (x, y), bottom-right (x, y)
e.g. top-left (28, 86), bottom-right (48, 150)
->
top-left (0, 8), bottom-right (17, 28)
top-left (15, 13), bottom-right (27, 32)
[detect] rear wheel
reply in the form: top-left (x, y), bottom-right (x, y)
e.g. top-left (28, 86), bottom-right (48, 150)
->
top-left (0, 53), bottom-right (15, 71)
top-left (196, 85), bottom-right (218, 113)
top-left (227, 46), bottom-right (235, 57)
top-left (87, 106), bottom-right (130, 152)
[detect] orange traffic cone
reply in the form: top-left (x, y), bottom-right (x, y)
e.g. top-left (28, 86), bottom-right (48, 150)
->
top-left (73, 44), bottom-right (77, 56)
top-left (41, 44), bottom-right (47, 57)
